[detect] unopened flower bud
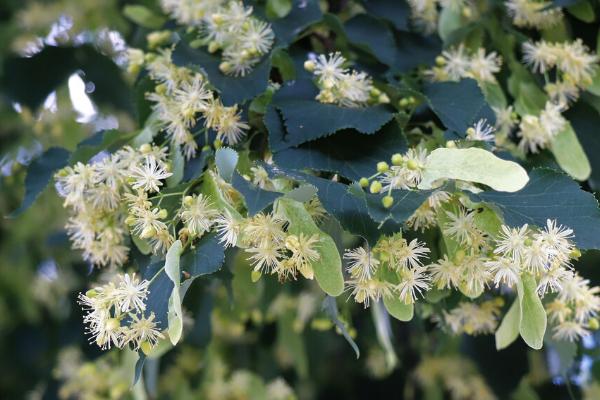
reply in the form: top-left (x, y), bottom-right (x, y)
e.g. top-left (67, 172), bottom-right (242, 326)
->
top-left (589, 318), bottom-right (600, 330)
top-left (382, 195), bottom-right (394, 208)
top-left (141, 226), bottom-right (157, 239)
top-left (406, 159), bottom-right (419, 170)
top-left (251, 270), bottom-right (262, 282)
top-left (370, 181), bottom-right (382, 194)
top-left (140, 143), bottom-right (152, 154)
top-left (208, 41), bottom-right (220, 53)
top-left (183, 196), bottom-right (194, 206)
top-left (391, 153), bottom-right (403, 165)
top-left (435, 56), bottom-right (446, 66)
top-left (377, 161), bottom-right (389, 173)
top-left (157, 209), bottom-right (168, 219)
top-left (378, 93), bottom-right (390, 104)
top-left (359, 177), bottom-right (369, 188)
top-left (219, 62), bottom-right (232, 74)
top-left (304, 60), bottom-right (316, 72)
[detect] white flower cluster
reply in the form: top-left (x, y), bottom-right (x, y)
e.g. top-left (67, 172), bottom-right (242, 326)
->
top-left (146, 50), bottom-right (249, 158)
top-left (444, 298), bottom-right (503, 335)
top-left (428, 44), bottom-right (502, 84)
top-left (203, 2), bottom-right (275, 76)
top-left (215, 208), bottom-right (323, 281)
top-left (523, 39), bottom-right (598, 105)
top-left (304, 52), bottom-right (389, 108)
top-left (505, 0), bottom-right (563, 30)
top-left (516, 101), bottom-right (566, 153)
top-left (161, 0), bottom-right (274, 76)
top-left (55, 145), bottom-right (172, 268)
top-left (78, 273), bottom-right (163, 350)
top-left (429, 210), bottom-right (600, 342)
top-left (345, 235), bottom-right (431, 307)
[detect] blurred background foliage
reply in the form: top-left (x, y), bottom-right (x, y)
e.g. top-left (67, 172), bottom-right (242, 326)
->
top-left (2, 1), bottom-right (600, 400)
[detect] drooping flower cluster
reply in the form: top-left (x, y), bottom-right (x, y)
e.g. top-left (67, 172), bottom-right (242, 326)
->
top-left (523, 39), bottom-right (598, 105)
top-left (516, 101), bottom-right (566, 153)
top-left (144, 50), bottom-right (249, 156)
top-left (304, 52), bottom-right (389, 108)
top-left (213, 202), bottom-right (324, 282)
top-left (160, 0), bottom-right (274, 76)
top-left (78, 273), bottom-right (163, 350)
top-left (423, 207), bottom-right (600, 342)
top-left (505, 0), bottom-right (564, 30)
top-left (55, 144), bottom-right (172, 267)
top-left (345, 234), bottom-right (432, 307)
top-left (428, 44), bottom-right (502, 84)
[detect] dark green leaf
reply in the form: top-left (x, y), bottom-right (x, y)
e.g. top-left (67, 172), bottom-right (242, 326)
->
top-left (567, 101), bottom-right (600, 189)
top-left (475, 168), bottom-right (600, 249)
top-left (11, 147), bottom-right (70, 217)
top-left (271, 0), bottom-right (323, 46)
top-left (361, 0), bottom-right (410, 31)
top-left (269, 79), bottom-right (394, 151)
top-left (215, 147), bottom-right (238, 182)
top-left (172, 41), bottom-right (271, 106)
top-left (133, 353), bottom-right (147, 386)
top-left (232, 171), bottom-right (282, 215)
top-left (181, 233), bottom-right (226, 277)
top-left (2, 45), bottom-right (131, 112)
top-left (364, 188), bottom-right (430, 224)
top-left (344, 13), bottom-right (397, 65)
top-left (424, 79), bottom-right (495, 135)
top-left (70, 129), bottom-right (136, 164)
top-left (273, 120), bottom-right (406, 180)
top-left (266, 0), bottom-right (292, 19)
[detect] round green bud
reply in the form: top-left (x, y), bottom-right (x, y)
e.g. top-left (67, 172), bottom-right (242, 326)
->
top-left (251, 270), bottom-right (262, 282)
top-left (454, 249), bottom-right (466, 264)
top-left (214, 139), bottom-right (222, 149)
top-left (435, 56), bottom-right (446, 66)
top-left (370, 87), bottom-right (381, 97)
top-left (376, 161), bottom-right (389, 173)
top-left (382, 195), bottom-right (394, 208)
top-left (85, 289), bottom-right (98, 298)
top-left (141, 226), bottom-right (157, 239)
top-left (369, 181), bottom-right (382, 194)
top-left (466, 127), bottom-right (476, 137)
top-left (105, 318), bottom-right (120, 331)
top-left (446, 140), bottom-right (456, 148)
top-left (183, 195), bottom-right (194, 206)
top-left (399, 98), bottom-right (409, 107)
top-left (406, 159), bottom-right (419, 170)
top-left (570, 248), bottom-right (582, 259)
top-left (304, 60), bottom-right (316, 72)
top-left (391, 153), bottom-right (403, 166)
top-left (208, 41), bottom-right (220, 53)
top-left (378, 93), bottom-right (390, 104)
top-left (524, 237), bottom-right (533, 246)
top-left (589, 318), bottom-right (600, 330)
top-left (219, 62), bottom-right (231, 74)
top-left (462, 6), bottom-right (472, 18)
top-left (125, 215), bottom-right (136, 226)
top-left (139, 143), bottom-right (152, 154)
top-left (201, 145), bottom-right (211, 152)
top-left (157, 209), bottom-right (168, 219)
top-left (140, 341), bottom-right (154, 356)
top-left (407, 96), bottom-right (416, 104)
top-left (359, 177), bottom-right (369, 188)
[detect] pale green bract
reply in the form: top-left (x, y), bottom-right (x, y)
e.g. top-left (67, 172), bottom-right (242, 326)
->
top-left (550, 123), bottom-right (592, 181)
top-left (165, 240), bottom-right (184, 345)
top-left (418, 147), bottom-right (529, 192)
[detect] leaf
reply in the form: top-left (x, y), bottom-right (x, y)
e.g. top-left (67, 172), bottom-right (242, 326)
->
top-left (172, 41), bottom-right (271, 106)
top-left (164, 240), bottom-right (183, 345)
top-left (475, 168), bottom-right (600, 249)
top-left (215, 147), bottom-right (238, 182)
top-left (231, 171), bottom-right (282, 215)
top-left (143, 266), bottom-right (174, 329)
top-left (180, 233), bottom-right (225, 277)
top-left (167, 146), bottom-right (184, 187)
top-left (11, 147), bottom-right (70, 217)
top-left (424, 79), bottom-right (495, 135)
top-left (322, 296), bottom-right (360, 358)
top-left (344, 14), bottom-right (397, 65)
top-left (272, 120), bottom-right (407, 181)
top-left (123, 5), bottom-right (166, 29)
top-left (265, 167), bottom-right (401, 245)
top-left (2, 45), bottom-right (132, 113)
top-left (361, 0), bottom-right (410, 31)
top-left (269, 80), bottom-right (395, 151)
top-left (70, 129), bottom-right (136, 164)
top-left (419, 148), bottom-right (529, 192)
top-left (550, 123), bottom-right (591, 181)
top-left (183, 148), bottom-right (211, 182)
top-left (285, 184), bottom-right (318, 202)
top-left (364, 188), bottom-right (431, 224)
top-left (383, 295), bottom-right (414, 321)
top-left (545, 335), bottom-right (577, 375)
top-left (438, 5), bottom-right (463, 42)
top-left (566, 101), bottom-right (600, 189)
top-left (517, 274), bottom-right (547, 350)
top-left (271, 0), bottom-right (323, 47)
top-left (495, 299), bottom-right (521, 350)
top-left (276, 197), bottom-right (344, 296)
top-left (133, 353), bottom-right (146, 386)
